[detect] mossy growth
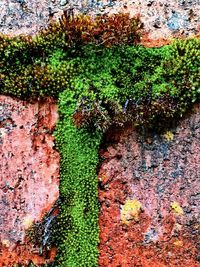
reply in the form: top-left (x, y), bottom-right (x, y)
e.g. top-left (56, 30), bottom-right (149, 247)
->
top-left (71, 39), bottom-right (200, 131)
top-left (0, 11), bottom-right (199, 267)
top-left (53, 90), bottom-right (102, 266)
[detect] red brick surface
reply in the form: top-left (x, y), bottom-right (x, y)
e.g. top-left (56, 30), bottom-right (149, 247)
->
top-left (0, 96), bottom-right (59, 266)
top-left (98, 104), bottom-right (200, 267)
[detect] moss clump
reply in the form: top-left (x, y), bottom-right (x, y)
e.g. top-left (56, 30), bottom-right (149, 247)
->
top-left (71, 39), bottom-right (200, 131)
top-left (0, 12), bottom-right (199, 267)
top-left (0, 12), bottom-right (141, 99)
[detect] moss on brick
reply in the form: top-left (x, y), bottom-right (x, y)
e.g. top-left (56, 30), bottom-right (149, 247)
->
top-left (0, 12), bottom-right (199, 267)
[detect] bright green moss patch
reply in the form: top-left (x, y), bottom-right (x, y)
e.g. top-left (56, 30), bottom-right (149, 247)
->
top-left (66, 39), bottom-right (199, 131)
top-left (53, 90), bottom-right (102, 266)
top-left (0, 12), bottom-right (199, 267)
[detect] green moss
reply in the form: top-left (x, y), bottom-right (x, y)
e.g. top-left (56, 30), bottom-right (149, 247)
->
top-left (70, 40), bottom-right (200, 130)
top-left (0, 13), bottom-right (199, 267)
top-left (53, 90), bottom-right (102, 266)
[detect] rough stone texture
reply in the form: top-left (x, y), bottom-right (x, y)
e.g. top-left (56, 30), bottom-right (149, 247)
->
top-left (0, 0), bottom-right (199, 44)
top-left (98, 104), bottom-right (200, 266)
top-left (0, 95), bottom-right (59, 266)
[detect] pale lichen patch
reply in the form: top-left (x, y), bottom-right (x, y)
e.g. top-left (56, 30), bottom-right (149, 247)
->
top-left (171, 202), bottom-right (184, 215)
top-left (121, 199), bottom-right (142, 224)
top-left (164, 131), bottom-right (174, 141)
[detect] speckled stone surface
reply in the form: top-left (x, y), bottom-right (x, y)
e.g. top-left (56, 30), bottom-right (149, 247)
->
top-left (0, 96), bottom-right (59, 266)
top-left (98, 104), bottom-right (200, 266)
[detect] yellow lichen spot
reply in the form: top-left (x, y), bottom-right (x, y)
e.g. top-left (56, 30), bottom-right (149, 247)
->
top-left (22, 215), bottom-right (34, 229)
top-left (121, 199), bottom-right (142, 224)
top-left (171, 202), bottom-right (184, 215)
top-left (173, 240), bottom-right (183, 247)
top-left (164, 131), bottom-right (174, 141)
top-left (2, 239), bottom-right (10, 248)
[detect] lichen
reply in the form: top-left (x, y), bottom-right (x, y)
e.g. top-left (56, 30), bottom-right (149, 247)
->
top-left (164, 131), bottom-right (174, 141)
top-left (121, 199), bottom-right (142, 224)
top-left (171, 201), bottom-right (184, 215)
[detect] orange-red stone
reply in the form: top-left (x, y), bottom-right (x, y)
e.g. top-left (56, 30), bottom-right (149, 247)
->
top-left (0, 96), bottom-right (59, 266)
top-left (98, 104), bottom-right (200, 267)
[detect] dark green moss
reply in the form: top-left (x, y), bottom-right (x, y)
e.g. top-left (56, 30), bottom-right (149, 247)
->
top-left (0, 13), bottom-right (199, 267)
